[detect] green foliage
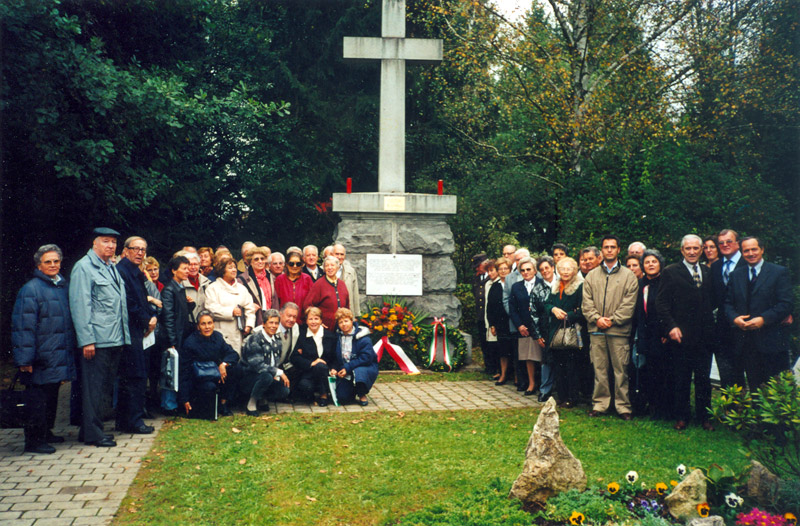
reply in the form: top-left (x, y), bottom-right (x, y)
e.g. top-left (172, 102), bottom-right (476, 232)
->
top-left (778, 479), bottom-right (800, 515)
top-left (639, 514), bottom-right (676, 526)
top-left (454, 283), bottom-right (477, 340)
top-left (537, 488), bottom-right (632, 524)
top-left (393, 479), bottom-right (531, 526)
top-left (710, 372), bottom-right (800, 480)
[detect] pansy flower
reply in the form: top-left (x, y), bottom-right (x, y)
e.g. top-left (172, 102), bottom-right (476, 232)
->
top-left (626, 470), bottom-right (639, 484)
top-left (670, 480), bottom-right (678, 487)
top-left (655, 482), bottom-right (668, 495)
top-left (697, 502), bottom-right (710, 518)
top-left (607, 482), bottom-right (620, 494)
top-left (677, 464), bottom-right (687, 478)
top-left (724, 492), bottom-right (743, 508)
top-left (569, 511), bottom-right (585, 525)
top-left (786, 513), bottom-right (797, 526)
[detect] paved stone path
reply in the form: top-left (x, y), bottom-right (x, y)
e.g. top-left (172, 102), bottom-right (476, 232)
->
top-left (1, 379), bottom-right (540, 525)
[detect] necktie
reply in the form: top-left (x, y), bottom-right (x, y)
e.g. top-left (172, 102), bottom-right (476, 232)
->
top-left (750, 267), bottom-right (757, 283)
top-left (692, 265), bottom-right (701, 288)
top-left (723, 260), bottom-right (731, 285)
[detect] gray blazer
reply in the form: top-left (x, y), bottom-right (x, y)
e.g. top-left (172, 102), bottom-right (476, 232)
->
top-left (69, 250), bottom-right (130, 348)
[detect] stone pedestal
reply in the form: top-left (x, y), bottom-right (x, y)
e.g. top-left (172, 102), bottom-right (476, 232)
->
top-left (332, 192), bottom-right (461, 327)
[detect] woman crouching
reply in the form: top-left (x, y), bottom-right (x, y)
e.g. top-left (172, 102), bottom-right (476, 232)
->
top-left (331, 308), bottom-right (378, 406)
top-left (179, 311), bottom-right (239, 419)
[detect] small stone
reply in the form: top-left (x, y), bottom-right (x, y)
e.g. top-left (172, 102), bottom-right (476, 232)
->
top-left (745, 461), bottom-right (782, 507)
top-left (665, 468), bottom-right (707, 521)
top-left (508, 398), bottom-right (587, 507)
top-left (688, 516), bottom-right (725, 526)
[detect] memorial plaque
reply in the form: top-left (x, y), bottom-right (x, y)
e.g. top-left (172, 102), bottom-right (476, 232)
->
top-left (383, 195), bottom-right (406, 211)
top-left (366, 254), bottom-right (422, 296)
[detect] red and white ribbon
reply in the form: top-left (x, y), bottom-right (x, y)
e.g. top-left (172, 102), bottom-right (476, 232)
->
top-left (428, 317), bottom-right (452, 371)
top-left (373, 336), bottom-right (420, 375)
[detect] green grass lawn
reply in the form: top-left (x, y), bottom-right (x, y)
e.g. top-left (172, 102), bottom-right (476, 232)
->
top-left (115, 405), bottom-right (747, 526)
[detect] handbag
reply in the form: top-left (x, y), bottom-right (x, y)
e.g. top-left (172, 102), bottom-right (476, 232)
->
top-left (0, 374), bottom-right (27, 429)
top-left (160, 347), bottom-right (179, 392)
top-left (192, 361), bottom-right (221, 382)
top-left (550, 319), bottom-right (582, 351)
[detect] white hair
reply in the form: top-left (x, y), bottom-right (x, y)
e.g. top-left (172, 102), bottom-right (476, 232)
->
top-left (680, 234), bottom-right (703, 249)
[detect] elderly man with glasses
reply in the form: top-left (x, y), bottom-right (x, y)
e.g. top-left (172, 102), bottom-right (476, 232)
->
top-left (115, 236), bottom-right (157, 434)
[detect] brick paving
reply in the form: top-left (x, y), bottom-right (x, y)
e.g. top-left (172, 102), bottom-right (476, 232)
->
top-left (1, 379), bottom-right (540, 524)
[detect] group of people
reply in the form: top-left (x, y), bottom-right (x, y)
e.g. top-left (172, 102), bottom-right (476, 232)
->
top-left (474, 231), bottom-right (794, 430)
top-left (11, 229), bottom-right (376, 453)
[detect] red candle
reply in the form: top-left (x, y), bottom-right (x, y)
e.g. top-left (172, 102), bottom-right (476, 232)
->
top-left (437, 179), bottom-right (443, 195)
top-left (346, 177), bottom-right (352, 194)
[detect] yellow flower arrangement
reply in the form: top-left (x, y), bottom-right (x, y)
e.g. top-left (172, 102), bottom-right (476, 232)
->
top-left (607, 482), bottom-right (620, 494)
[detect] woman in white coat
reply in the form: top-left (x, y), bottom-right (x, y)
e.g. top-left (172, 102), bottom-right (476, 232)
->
top-left (204, 255), bottom-right (257, 356)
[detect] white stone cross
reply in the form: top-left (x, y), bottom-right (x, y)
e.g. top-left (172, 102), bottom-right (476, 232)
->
top-left (343, 0), bottom-right (442, 193)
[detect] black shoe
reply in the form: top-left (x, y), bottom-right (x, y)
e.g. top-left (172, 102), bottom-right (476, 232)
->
top-left (87, 437), bottom-right (117, 447)
top-left (25, 443), bottom-right (56, 454)
top-left (495, 379), bottom-right (507, 386)
top-left (45, 432), bottom-right (65, 443)
top-left (516, 386), bottom-right (526, 392)
top-left (524, 390), bottom-right (536, 396)
top-left (358, 398), bottom-right (369, 407)
top-left (246, 409), bottom-right (260, 417)
top-left (317, 398), bottom-right (328, 407)
top-left (129, 424), bottom-right (155, 434)
top-left (538, 392), bottom-right (552, 403)
top-left (219, 404), bottom-right (233, 417)
top-left (160, 408), bottom-right (179, 417)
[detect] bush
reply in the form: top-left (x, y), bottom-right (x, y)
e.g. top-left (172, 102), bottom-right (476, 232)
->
top-left (709, 371), bottom-right (800, 480)
top-left (392, 479), bottom-right (531, 526)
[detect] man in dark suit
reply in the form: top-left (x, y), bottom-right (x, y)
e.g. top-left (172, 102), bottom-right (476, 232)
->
top-left (302, 245), bottom-right (322, 282)
top-left (115, 236), bottom-right (157, 434)
top-left (471, 253), bottom-right (491, 375)
top-left (709, 229), bottom-right (746, 387)
top-left (656, 234), bottom-right (715, 431)
top-left (724, 237), bottom-right (794, 390)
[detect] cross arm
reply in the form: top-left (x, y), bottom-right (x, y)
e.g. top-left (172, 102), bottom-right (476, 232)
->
top-left (343, 36), bottom-right (443, 63)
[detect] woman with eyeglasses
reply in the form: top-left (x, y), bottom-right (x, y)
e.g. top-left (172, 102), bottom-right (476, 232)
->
top-left (275, 251), bottom-right (313, 318)
top-left (237, 246), bottom-right (272, 326)
top-left (508, 257), bottom-right (544, 396)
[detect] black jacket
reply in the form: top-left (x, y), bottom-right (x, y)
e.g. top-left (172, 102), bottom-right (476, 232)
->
top-left (117, 257), bottom-right (156, 377)
top-left (161, 279), bottom-right (191, 351)
top-left (291, 325), bottom-right (337, 371)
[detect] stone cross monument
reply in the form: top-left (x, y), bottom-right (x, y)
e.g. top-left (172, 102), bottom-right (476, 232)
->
top-left (332, 0), bottom-right (462, 326)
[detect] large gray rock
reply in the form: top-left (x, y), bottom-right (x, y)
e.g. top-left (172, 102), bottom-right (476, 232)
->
top-left (422, 257), bottom-right (457, 293)
top-left (509, 398), bottom-right (587, 507)
top-left (398, 221), bottom-right (455, 254)
top-left (745, 461), bottom-right (781, 507)
top-left (335, 212), bottom-right (461, 327)
top-left (333, 220), bottom-right (393, 253)
top-left (665, 469), bottom-right (708, 521)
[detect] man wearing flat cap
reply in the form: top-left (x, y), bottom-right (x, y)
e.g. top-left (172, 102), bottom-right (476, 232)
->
top-left (70, 228), bottom-right (130, 447)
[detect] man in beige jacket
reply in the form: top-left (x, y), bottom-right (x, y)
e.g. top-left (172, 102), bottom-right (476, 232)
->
top-left (582, 235), bottom-right (639, 420)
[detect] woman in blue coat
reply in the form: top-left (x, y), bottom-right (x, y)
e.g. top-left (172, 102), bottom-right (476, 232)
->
top-left (12, 245), bottom-right (77, 454)
top-left (179, 311), bottom-right (240, 420)
top-left (331, 308), bottom-right (378, 406)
